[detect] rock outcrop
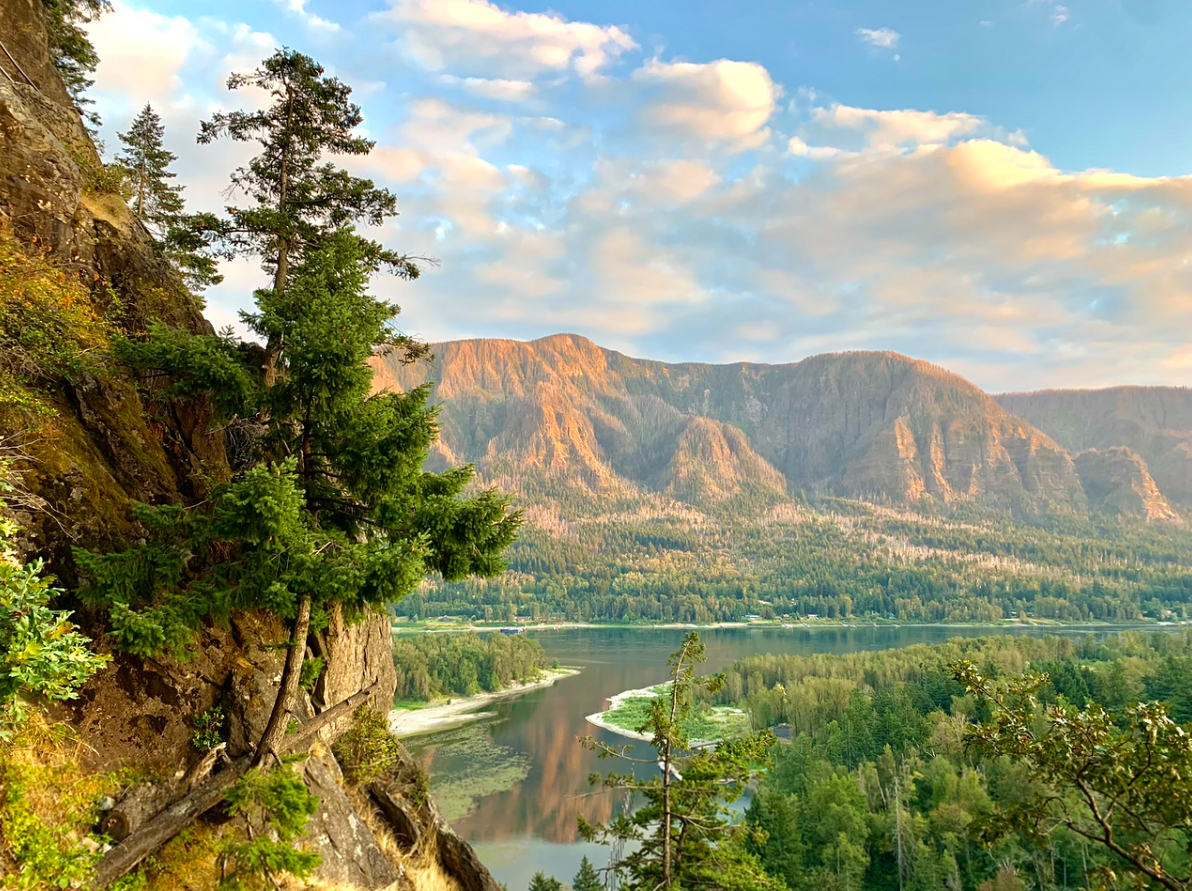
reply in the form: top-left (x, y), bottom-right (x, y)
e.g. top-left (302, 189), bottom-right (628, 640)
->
top-left (1073, 447), bottom-right (1177, 521)
top-left (998, 387), bottom-right (1192, 510)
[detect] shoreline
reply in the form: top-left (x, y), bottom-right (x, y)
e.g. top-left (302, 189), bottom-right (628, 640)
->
top-left (584, 684), bottom-right (659, 743)
top-left (584, 684), bottom-right (742, 747)
top-left (388, 668), bottom-right (580, 738)
top-left (394, 619), bottom-right (1181, 636)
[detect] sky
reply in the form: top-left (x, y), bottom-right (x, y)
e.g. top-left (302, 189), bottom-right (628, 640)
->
top-left (83, 0), bottom-right (1192, 392)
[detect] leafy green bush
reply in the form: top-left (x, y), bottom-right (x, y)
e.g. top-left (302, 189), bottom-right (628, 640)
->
top-left (190, 705), bottom-right (225, 752)
top-left (0, 462), bottom-right (107, 738)
top-left (220, 767), bottom-right (319, 890)
top-left (332, 704), bottom-right (402, 786)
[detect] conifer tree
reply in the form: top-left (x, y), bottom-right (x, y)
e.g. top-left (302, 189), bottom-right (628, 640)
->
top-left (79, 51), bottom-right (519, 773)
top-left (580, 633), bottom-right (783, 891)
top-left (40, 0), bottom-right (111, 125)
top-left (82, 229), bottom-right (520, 767)
top-left (573, 855), bottom-right (603, 891)
top-left (528, 872), bottom-right (562, 891)
top-left (115, 104), bottom-right (222, 291)
top-left (196, 49), bottom-right (420, 382)
top-left (117, 104), bottom-right (184, 232)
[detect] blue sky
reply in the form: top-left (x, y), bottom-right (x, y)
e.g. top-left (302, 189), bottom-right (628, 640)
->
top-left (84, 0), bottom-right (1192, 390)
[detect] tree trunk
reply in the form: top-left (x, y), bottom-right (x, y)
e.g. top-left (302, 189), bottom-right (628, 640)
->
top-left (252, 594), bottom-right (311, 768)
top-left (89, 681), bottom-right (380, 889)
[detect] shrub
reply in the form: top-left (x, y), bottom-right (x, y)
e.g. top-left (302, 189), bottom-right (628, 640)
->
top-left (220, 767), bottom-right (320, 891)
top-left (0, 230), bottom-right (110, 416)
top-left (332, 704), bottom-right (402, 786)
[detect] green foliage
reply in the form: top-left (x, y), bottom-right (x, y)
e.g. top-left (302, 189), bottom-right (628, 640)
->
top-left (0, 463), bottom-right (106, 739)
top-left (332, 704), bottom-right (402, 786)
top-left (117, 104), bottom-right (184, 231)
top-left (391, 631), bottom-right (548, 701)
top-left (114, 106), bottom-right (221, 291)
top-left (572, 855), bottom-right (602, 891)
top-left (958, 659), bottom-right (1192, 891)
top-left (196, 49), bottom-right (423, 288)
top-left (191, 704), bottom-right (225, 752)
top-left (528, 872), bottom-right (562, 891)
top-left (39, 0), bottom-right (111, 124)
top-left (0, 718), bottom-right (133, 890)
top-left (717, 631), bottom-right (1192, 891)
top-left (0, 231), bottom-right (110, 415)
top-left (601, 684), bottom-right (750, 742)
top-left (82, 230), bottom-right (519, 659)
top-left (114, 322), bottom-right (255, 420)
top-left (406, 503), bottom-right (1192, 626)
top-left (581, 633), bottom-right (781, 891)
top-left (298, 655), bottom-right (323, 692)
top-left (220, 767), bottom-right (320, 890)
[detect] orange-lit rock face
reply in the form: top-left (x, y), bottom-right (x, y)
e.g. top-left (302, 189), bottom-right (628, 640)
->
top-left (372, 335), bottom-right (1129, 516)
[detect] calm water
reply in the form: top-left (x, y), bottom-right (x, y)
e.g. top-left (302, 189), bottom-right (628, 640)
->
top-left (401, 625), bottom-right (1119, 888)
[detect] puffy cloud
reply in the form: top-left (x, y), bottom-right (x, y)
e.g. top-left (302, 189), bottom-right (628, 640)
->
top-left (88, 2), bottom-right (210, 107)
top-left (376, 0), bottom-right (636, 80)
top-left (270, 0), bottom-right (340, 32)
top-left (448, 76), bottom-right (536, 102)
top-left (399, 98), bottom-right (513, 152)
top-left (856, 27), bottom-right (900, 49)
top-left (813, 105), bottom-right (984, 150)
top-left (632, 59), bottom-right (777, 149)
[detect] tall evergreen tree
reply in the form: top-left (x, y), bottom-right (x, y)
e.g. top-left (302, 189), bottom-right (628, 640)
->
top-left (117, 104), bottom-right (184, 232)
top-left (196, 49), bottom-right (421, 383)
top-left (83, 229), bottom-right (519, 767)
top-left (80, 51), bottom-right (518, 775)
top-left (115, 104), bottom-right (221, 291)
top-left (580, 633), bottom-right (783, 891)
top-left (572, 855), bottom-right (603, 891)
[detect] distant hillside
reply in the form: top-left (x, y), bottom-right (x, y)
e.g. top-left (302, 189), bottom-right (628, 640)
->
top-left (998, 387), bottom-right (1192, 511)
top-left (374, 334), bottom-right (1182, 520)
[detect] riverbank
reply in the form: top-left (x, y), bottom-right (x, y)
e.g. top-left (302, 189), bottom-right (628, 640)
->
top-left (585, 683), bottom-right (750, 746)
top-left (393, 618), bottom-right (1178, 636)
top-left (389, 668), bottom-right (580, 738)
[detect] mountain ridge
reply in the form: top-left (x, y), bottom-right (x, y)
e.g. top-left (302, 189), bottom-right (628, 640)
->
top-left (374, 334), bottom-right (1185, 520)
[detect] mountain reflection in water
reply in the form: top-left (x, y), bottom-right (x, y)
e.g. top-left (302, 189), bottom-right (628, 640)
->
top-left (402, 625), bottom-right (1112, 888)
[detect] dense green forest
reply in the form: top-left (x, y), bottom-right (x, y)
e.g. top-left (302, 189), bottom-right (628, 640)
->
top-left (391, 631), bottom-right (550, 702)
top-left (710, 631), bottom-right (1192, 891)
top-left (396, 504), bottom-right (1192, 625)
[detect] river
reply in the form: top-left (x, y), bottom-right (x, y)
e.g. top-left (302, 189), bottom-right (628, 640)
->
top-left (400, 625), bottom-right (1130, 888)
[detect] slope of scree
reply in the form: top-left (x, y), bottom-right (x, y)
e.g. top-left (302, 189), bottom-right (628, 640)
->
top-left (0, 3), bottom-right (500, 888)
top-left (375, 333), bottom-right (1171, 518)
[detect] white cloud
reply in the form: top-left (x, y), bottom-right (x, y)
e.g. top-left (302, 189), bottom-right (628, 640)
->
top-left (856, 27), bottom-right (900, 49)
top-left (632, 58), bottom-right (777, 149)
top-left (88, 3), bottom-right (210, 108)
top-left (377, 0), bottom-right (636, 80)
top-left (447, 76), bottom-right (537, 102)
top-left (270, 0), bottom-right (339, 32)
top-left (812, 104), bottom-right (987, 151)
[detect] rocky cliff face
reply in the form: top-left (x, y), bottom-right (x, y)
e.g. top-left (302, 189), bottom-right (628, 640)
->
top-left (998, 387), bottom-right (1192, 511)
top-left (1073, 447), bottom-right (1177, 521)
top-left (1, 4), bottom-right (499, 888)
top-left (375, 335), bottom-right (1091, 515)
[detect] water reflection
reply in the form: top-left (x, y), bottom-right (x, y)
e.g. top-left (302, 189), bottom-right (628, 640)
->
top-left (403, 625), bottom-right (1119, 887)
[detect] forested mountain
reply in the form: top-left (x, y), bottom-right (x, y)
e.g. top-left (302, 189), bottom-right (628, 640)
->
top-left (375, 334), bottom-right (1184, 519)
top-left (376, 336), bottom-right (1192, 626)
